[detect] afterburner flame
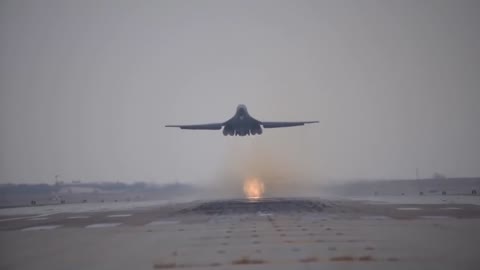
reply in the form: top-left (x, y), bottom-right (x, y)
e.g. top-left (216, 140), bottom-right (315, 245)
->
top-left (243, 177), bottom-right (265, 200)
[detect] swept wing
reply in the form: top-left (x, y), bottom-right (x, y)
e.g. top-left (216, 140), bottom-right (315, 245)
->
top-left (165, 123), bottom-right (224, 130)
top-left (261, 121), bottom-right (318, 128)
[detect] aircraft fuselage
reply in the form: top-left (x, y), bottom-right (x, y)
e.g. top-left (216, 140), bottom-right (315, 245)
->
top-left (223, 105), bottom-right (262, 136)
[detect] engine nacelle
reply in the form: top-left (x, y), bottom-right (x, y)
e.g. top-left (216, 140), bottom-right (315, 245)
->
top-left (223, 127), bottom-right (235, 136)
top-left (224, 126), bottom-right (262, 136)
top-left (250, 126), bottom-right (262, 135)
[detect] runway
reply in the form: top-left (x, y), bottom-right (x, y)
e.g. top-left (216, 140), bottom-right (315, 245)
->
top-left (1, 197), bottom-right (480, 269)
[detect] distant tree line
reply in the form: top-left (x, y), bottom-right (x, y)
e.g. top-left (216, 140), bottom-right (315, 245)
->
top-left (0, 181), bottom-right (195, 195)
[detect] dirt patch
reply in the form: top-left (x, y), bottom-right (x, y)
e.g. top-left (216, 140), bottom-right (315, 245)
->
top-left (330, 256), bottom-right (375, 262)
top-left (299, 256), bottom-right (318, 263)
top-left (330, 256), bottom-right (355, 262)
top-left (358, 255), bottom-right (374, 261)
top-left (232, 256), bottom-right (266, 265)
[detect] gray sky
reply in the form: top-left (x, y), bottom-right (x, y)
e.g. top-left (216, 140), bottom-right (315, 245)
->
top-left (1, 0), bottom-right (479, 185)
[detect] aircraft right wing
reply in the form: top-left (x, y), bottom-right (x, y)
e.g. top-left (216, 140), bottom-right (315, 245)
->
top-left (261, 121), bottom-right (319, 128)
top-left (165, 123), bottom-right (224, 130)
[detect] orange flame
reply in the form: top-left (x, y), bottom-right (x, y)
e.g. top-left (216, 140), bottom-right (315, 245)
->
top-left (243, 177), bottom-right (265, 200)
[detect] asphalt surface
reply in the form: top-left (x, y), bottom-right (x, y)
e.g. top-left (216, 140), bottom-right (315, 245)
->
top-left (1, 197), bottom-right (480, 269)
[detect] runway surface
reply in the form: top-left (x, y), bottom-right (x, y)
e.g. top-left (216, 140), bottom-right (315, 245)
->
top-left (1, 196), bottom-right (480, 270)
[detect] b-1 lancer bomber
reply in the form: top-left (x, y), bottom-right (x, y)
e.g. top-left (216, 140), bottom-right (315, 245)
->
top-left (165, 104), bottom-right (318, 136)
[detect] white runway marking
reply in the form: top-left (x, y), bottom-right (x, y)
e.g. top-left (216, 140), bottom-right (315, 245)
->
top-left (107, 214), bottom-right (131, 218)
top-left (0, 216), bottom-right (34, 222)
top-left (29, 217), bottom-right (48, 221)
top-left (0, 214), bottom-right (51, 223)
top-left (420, 216), bottom-right (451, 219)
top-left (67, 216), bottom-right (89, 219)
top-left (22, 225), bottom-right (62, 231)
top-left (440, 207), bottom-right (462, 210)
top-left (146, 220), bottom-right (179, 226)
top-left (257, 211), bottom-right (274, 217)
top-left (397, 207), bottom-right (422, 211)
top-left (86, 223), bottom-right (122, 228)
top-left (361, 215), bottom-right (391, 220)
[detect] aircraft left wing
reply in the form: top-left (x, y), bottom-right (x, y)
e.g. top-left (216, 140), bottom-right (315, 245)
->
top-left (261, 121), bottom-right (318, 128)
top-left (165, 123), bottom-right (224, 130)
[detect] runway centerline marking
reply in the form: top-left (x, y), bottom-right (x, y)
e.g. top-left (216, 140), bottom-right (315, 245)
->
top-left (397, 207), bottom-right (422, 211)
top-left (86, 223), bottom-right (122, 228)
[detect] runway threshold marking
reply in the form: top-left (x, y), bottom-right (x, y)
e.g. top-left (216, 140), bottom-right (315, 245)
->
top-left (21, 225), bottom-right (62, 231)
top-left (86, 223), bottom-right (122, 228)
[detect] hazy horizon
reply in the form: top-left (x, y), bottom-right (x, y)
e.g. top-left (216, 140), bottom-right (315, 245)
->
top-left (1, 0), bottom-right (479, 187)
